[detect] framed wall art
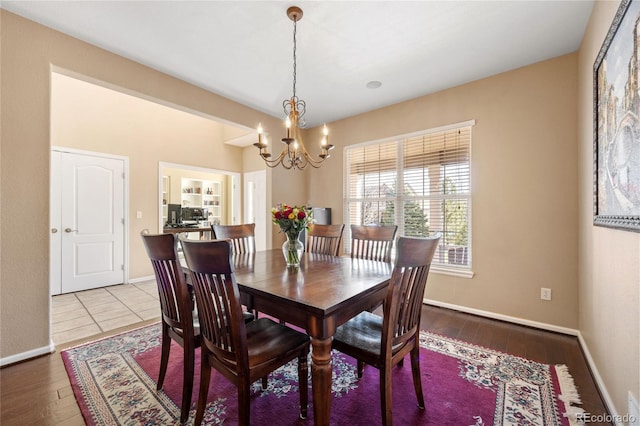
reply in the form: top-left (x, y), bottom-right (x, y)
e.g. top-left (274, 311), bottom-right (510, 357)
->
top-left (593, 0), bottom-right (640, 232)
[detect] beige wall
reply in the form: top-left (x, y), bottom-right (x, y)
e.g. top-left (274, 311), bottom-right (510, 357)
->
top-left (578, 0), bottom-right (640, 416)
top-left (310, 54), bottom-right (580, 329)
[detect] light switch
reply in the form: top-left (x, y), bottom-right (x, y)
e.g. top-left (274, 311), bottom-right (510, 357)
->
top-left (136, 211), bottom-right (142, 219)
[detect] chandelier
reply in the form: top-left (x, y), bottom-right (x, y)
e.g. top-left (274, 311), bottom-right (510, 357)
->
top-left (254, 6), bottom-right (333, 170)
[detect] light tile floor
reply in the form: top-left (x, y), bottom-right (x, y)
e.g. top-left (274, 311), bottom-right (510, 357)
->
top-left (51, 280), bottom-right (160, 346)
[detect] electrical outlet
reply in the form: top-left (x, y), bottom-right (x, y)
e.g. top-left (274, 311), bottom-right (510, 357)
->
top-left (540, 288), bottom-right (552, 301)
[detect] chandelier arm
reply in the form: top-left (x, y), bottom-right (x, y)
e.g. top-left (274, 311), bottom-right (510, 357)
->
top-left (302, 154), bottom-right (323, 168)
top-left (261, 150), bottom-right (287, 167)
top-left (302, 151), bottom-right (329, 167)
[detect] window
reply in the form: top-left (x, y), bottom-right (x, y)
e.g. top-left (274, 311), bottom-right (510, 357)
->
top-left (344, 121), bottom-right (473, 273)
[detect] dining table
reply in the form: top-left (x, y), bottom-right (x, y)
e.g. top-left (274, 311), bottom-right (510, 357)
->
top-left (227, 249), bottom-right (392, 426)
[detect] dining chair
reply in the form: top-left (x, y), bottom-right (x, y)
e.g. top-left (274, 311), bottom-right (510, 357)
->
top-left (211, 223), bottom-right (256, 254)
top-left (180, 237), bottom-right (311, 426)
top-left (140, 231), bottom-right (200, 424)
top-left (350, 224), bottom-right (398, 263)
top-left (332, 235), bottom-right (440, 426)
top-left (306, 223), bottom-right (345, 256)
top-left (211, 223), bottom-right (259, 320)
top-left (350, 224), bottom-right (399, 312)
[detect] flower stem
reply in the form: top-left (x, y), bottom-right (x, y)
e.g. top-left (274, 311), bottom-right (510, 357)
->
top-left (286, 234), bottom-right (300, 265)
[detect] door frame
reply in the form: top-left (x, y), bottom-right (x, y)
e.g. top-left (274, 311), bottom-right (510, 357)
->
top-left (243, 170), bottom-right (267, 251)
top-left (50, 146), bottom-right (130, 295)
top-left (158, 162), bottom-right (241, 231)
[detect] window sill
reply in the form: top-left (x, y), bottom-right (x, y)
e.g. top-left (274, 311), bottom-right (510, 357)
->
top-left (431, 265), bottom-right (474, 279)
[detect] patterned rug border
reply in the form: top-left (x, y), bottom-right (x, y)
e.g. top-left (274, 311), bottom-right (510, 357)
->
top-left (62, 322), bottom-right (585, 425)
top-left (417, 330), bottom-right (585, 425)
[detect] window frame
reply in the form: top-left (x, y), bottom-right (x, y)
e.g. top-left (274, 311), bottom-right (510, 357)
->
top-left (343, 120), bottom-right (475, 278)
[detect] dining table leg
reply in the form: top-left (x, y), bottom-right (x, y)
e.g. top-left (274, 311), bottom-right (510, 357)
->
top-left (310, 336), bottom-right (332, 426)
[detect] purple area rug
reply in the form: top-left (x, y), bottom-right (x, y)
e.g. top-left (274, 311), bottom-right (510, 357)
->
top-left (61, 323), bottom-right (584, 425)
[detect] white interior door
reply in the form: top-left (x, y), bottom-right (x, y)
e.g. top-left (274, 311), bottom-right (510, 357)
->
top-left (244, 170), bottom-right (266, 251)
top-left (51, 149), bottom-right (126, 294)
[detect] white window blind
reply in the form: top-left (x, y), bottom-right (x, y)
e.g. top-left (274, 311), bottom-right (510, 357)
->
top-left (344, 123), bottom-right (472, 270)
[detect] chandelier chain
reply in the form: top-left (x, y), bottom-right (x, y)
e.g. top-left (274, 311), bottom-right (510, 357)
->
top-left (292, 18), bottom-right (297, 100)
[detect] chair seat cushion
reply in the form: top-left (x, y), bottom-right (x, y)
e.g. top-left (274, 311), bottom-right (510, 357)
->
top-left (246, 318), bottom-right (310, 368)
top-left (333, 310), bottom-right (383, 357)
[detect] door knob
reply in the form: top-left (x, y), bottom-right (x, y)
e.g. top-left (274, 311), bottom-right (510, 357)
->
top-left (64, 228), bottom-right (77, 233)
top-left (51, 228), bottom-right (58, 233)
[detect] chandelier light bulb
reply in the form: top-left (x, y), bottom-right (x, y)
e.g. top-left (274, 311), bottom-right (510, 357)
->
top-left (285, 117), bottom-right (292, 138)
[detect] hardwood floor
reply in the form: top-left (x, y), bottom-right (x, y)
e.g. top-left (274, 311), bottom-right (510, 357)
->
top-left (1, 306), bottom-right (610, 425)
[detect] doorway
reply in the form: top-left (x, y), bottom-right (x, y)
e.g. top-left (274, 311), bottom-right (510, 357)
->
top-left (50, 148), bottom-right (128, 295)
top-left (244, 170), bottom-right (267, 251)
top-left (158, 162), bottom-right (241, 232)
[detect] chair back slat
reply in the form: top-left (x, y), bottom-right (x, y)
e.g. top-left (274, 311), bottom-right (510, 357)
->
top-left (180, 238), bottom-right (248, 367)
top-left (150, 260), bottom-right (181, 325)
top-left (306, 224), bottom-right (345, 256)
top-left (212, 223), bottom-right (256, 254)
top-left (350, 225), bottom-right (398, 262)
top-left (141, 233), bottom-right (193, 331)
top-left (382, 235), bottom-right (439, 354)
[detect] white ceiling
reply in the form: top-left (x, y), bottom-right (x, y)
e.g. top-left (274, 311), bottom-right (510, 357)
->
top-left (2, 1), bottom-right (594, 131)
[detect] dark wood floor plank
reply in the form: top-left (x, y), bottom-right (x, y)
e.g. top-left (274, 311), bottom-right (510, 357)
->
top-left (456, 317), bottom-right (481, 343)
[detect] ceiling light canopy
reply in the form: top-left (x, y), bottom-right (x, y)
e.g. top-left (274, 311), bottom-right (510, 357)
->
top-left (254, 6), bottom-right (333, 170)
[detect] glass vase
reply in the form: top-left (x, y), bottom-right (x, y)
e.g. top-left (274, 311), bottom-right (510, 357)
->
top-left (282, 235), bottom-right (303, 267)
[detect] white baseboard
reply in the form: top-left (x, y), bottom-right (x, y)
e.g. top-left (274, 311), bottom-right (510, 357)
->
top-left (128, 275), bottom-right (155, 284)
top-left (577, 332), bottom-right (619, 423)
top-left (423, 299), bottom-right (617, 421)
top-left (0, 342), bottom-right (55, 367)
top-left (424, 298), bottom-right (579, 336)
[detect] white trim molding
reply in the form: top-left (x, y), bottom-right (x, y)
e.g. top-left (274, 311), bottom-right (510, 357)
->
top-left (424, 298), bottom-right (579, 336)
top-left (0, 342), bottom-right (55, 367)
top-left (128, 275), bottom-right (155, 284)
top-left (577, 332), bottom-right (619, 424)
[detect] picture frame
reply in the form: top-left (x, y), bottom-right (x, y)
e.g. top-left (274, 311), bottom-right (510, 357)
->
top-left (593, 0), bottom-right (640, 232)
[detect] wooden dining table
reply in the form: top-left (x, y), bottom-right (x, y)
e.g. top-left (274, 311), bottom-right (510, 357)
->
top-left (229, 249), bottom-right (392, 426)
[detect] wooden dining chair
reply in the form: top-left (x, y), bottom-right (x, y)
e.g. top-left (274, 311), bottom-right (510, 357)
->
top-left (211, 223), bottom-right (256, 254)
top-left (332, 235), bottom-right (440, 426)
top-left (306, 223), bottom-right (345, 256)
top-left (180, 238), bottom-right (310, 426)
top-left (140, 231), bottom-right (200, 424)
top-left (350, 224), bottom-right (398, 263)
top-left (211, 223), bottom-right (259, 320)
